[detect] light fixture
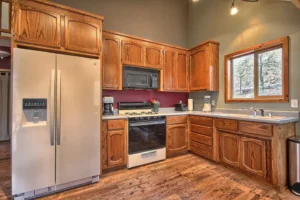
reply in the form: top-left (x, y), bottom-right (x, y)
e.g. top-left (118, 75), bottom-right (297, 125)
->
top-left (230, 0), bottom-right (238, 15)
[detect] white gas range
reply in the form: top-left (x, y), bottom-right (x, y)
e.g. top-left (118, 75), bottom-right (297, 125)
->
top-left (119, 102), bottom-right (166, 168)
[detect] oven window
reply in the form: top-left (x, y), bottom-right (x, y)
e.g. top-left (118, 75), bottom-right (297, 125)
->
top-left (127, 74), bottom-right (148, 86)
top-left (128, 123), bottom-right (166, 155)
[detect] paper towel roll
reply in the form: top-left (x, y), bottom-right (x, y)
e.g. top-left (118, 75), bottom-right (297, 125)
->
top-left (188, 99), bottom-right (193, 111)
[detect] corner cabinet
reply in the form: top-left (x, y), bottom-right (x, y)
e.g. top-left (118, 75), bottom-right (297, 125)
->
top-left (102, 33), bottom-right (122, 90)
top-left (101, 119), bottom-right (127, 171)
top-left (12, 0), bottom-right (103, 56)
top-left (189, 41), bottom-right (219, 91)
top-left (166, 116), bottom-right (188, 157)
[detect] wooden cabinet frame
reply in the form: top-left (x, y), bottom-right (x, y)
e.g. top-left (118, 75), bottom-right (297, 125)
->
top-left (225, 36), bottom-right (289, 103)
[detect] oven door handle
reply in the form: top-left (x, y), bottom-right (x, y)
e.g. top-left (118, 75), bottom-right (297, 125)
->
top-left (130, 120), bottom-right (166, 127)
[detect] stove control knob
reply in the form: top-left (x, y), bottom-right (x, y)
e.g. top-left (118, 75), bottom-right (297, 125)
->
top-left (147, 116), bottom-right (151, 120)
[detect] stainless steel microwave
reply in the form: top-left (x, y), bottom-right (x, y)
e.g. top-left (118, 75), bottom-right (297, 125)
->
top-left (123, 66), bottom-right (159, 89)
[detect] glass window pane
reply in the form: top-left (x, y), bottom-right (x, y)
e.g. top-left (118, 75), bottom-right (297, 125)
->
top-left (258, 48), bottom-right (282, 96)
top-left (232, 54), bottom-right (255, 99)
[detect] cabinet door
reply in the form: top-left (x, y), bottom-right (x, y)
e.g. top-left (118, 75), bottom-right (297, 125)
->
top-left (102, 34), bottom-right (122, 90)
top-left (15, 4), bottom-right (61, 48)
top-left (107, 130), bottom-right (126, 167)
top-left (163, 49), bottom-right (177, 90)
top-left (166, 124), bottom-right (188, 156)
top-left (190, 49), bottom-right (207, 91)
top-left (121, 40), bottom-right (144, 66)
top-left (176, 52), bottom-right (189, 91)
top-left (64, 15), bottom-right (101, 54)
top-left (240, 137), bottom-right (267, 178)
top-left (145, 45), bottom-right (163, 69)
top-left (220, 132), bottom-right (240, 168)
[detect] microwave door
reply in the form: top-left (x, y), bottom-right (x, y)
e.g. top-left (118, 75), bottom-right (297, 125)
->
top-left (124, 72), bottom-right (150, 89)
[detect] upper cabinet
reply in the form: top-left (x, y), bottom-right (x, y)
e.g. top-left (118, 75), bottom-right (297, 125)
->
top-left (12, 0), bottom-right (103, 56)
top-left (144, 44), bottom-right (163, 69)
top-left (121, 39), bottom-right (145, 66)
top-left (102, 33), bottom-right (122, 90)
top-left (162, 48), bottom-right (189, 92)
top-left (0, 0), bottom-right (11, 39)
top-left (14, 4), bottom-right (61, 48)
top-left (64, 15), bottom-right (101, 54)
top-left (190, 41), bottom-right (219, 91)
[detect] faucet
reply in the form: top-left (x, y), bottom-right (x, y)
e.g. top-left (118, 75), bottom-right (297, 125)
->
top-left (242, 107), bottom-right (257, 117)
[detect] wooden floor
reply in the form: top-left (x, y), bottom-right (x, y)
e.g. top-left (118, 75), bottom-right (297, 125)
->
top-left (1, 154), bottom-right (300, 200)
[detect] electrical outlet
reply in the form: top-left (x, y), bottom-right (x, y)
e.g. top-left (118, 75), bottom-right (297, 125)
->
top-left (291, 99), bottom-right (298, 108)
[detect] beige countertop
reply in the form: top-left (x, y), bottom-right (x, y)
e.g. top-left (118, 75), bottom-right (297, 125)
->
top-left (102, 110), bottom-right (299, 124)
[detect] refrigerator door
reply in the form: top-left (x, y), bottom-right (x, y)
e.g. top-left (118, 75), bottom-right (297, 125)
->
top-left (55, 54), bottom-right (100, 185)
top-left (11, 48), bottom-right (56, 195)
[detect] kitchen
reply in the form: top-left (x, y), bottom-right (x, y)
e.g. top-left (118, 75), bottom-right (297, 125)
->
top-left (1, 0), bottom-right (300, 199)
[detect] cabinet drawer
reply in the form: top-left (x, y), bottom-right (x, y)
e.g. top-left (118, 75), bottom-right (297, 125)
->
top-left (190, 141), bottom-right (213, 159)
top-left (190, 132), bottom-right (212, 146)
top-left (215, 119), bottom-right (238, 131)
top-left (239, 121), bottom-right (272, 137)
top-left (190, 116), bottom-right (213, 127)
top-left (167, 115), bottom-right (187, 125)
top-left (190, 124), bottom-right (213, 137)
top-left (107, 120), bottom-right (125, 130)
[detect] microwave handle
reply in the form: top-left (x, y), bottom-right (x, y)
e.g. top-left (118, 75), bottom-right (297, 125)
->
top-left (150, 74), bottom-right (153, 88)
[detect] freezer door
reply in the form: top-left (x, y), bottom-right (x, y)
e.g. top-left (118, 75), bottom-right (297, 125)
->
top-left (11, 48), bottom-right (56, 195)
top-left (56, 54), bottom-right (100, 185)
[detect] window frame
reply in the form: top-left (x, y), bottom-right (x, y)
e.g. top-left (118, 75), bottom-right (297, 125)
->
top-left (224, 36), bottom-right (289, 103)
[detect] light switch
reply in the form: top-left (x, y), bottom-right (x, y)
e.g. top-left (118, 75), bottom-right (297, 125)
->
top-left (291, 99), bottom-right (298, 108)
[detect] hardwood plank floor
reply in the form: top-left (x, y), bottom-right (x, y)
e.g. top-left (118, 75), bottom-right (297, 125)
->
top-left (0, 154), bottom-right (299, 200)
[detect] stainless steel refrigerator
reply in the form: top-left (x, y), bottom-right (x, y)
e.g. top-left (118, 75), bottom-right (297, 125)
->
top-left (11, 48), bottom-right (101, 199)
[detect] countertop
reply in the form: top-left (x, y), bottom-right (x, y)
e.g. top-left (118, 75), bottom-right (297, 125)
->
top-left (102, 110), bottom-right (299, 124)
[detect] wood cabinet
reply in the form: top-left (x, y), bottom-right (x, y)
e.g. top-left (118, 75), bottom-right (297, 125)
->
top-left (162, 48), bottom-right (189, 92)
top-left (240, 137), bottom-right (267, 178)
top-left (145, 44), bottom-right (163, 69)
top-left (189, 41), bottom-right (219, 91)
top-left (12, 0), bottom-right (103, 56)
top-left (189, 116), bottom-right (214, 160)
top-left (64, 15), bottom-right (101, 54)
top-left (220, 132), bottom-right (240, 168)
top-left (121, 39), bottom-right (144, 66)
top-left (102, 33), bottom-right (122, 90)
top-left (14, 4), bottom-right (61, 48)
top-left (220, 132), bottom-right (267, 179)
top-left (107, 130), bottom-right (126, 166)
top-left (163, 48), bottom-right (177, 90)
top-left (101, 120), bottom-right (127, 171)
top-left (166, 116), bottom-right (188, 157)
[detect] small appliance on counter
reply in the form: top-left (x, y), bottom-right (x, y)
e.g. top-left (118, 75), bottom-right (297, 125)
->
top-left (175, 101), bottom-right (187, 111)
top-left (103, 96), bottom-right (114, 115)
top-left (188, 99), bottom-right (193, 111)
top-left (202, 96), bottom-right (212, 112)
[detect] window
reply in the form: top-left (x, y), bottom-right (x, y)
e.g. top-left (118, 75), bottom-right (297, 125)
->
top-left (225, 37), bottom-right (289, 102)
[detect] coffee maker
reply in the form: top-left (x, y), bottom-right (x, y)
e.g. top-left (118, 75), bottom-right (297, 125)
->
top-left (103, 96), bottom-right (114, 115)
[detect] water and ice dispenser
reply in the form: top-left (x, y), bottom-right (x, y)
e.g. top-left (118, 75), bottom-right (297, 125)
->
top-left (22, 99), bottom-right (47, 126)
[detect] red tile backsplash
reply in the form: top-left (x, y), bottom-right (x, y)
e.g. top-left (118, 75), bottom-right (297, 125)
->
top-left (0, 47), bottom-right (10, 70)
top-left (103, 89), bottom-right (189, 108)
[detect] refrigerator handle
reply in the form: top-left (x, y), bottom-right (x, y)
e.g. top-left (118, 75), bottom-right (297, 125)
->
top-left (56, 70), bottom-right (62, 145)
top-left (50, 69), bottom-right (55, 146)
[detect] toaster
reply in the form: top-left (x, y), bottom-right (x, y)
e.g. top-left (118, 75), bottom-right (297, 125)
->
top-left (175, 103), bottom-right (187, 111)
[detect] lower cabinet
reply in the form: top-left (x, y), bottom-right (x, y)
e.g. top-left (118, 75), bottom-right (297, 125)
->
top-left (166, 116), bottom-right (188, 157)
top-left (101, 120), bottom-right (127, 171)
top-left (220, 131), bottom-right (268, 179)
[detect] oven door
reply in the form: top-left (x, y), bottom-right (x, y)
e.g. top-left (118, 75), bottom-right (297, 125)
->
top-left (128, 120), bottom-right (166, 155)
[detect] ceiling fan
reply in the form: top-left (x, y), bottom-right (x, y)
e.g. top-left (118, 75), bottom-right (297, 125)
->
top-left (230, 0), bottom-right (300, 15)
